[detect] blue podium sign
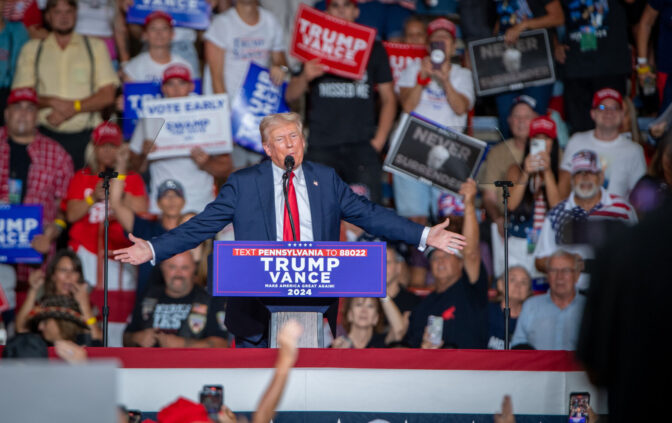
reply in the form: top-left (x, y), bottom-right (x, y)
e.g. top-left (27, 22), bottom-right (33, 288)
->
top-left (212, 241), bottom-right (386, 298)
top-left (0, 204), bottom-right (43, 264)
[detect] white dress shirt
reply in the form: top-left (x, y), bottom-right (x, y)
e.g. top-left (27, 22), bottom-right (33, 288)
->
top-left (272, 163), bottom-right (314, 241)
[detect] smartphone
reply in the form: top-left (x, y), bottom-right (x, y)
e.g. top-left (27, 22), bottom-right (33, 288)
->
top-left (429, 41), bottom-right (446, 70)
top-left (530, 137), bottom-right (546, 156)
top-left (568, 392), bottom-right (590, 423)
top-left (427, 315), bottom-right (443, 346)
top-left (200, 385), bottom-right (224, 421)
top-left (127, 410), bottom-right (142, 423)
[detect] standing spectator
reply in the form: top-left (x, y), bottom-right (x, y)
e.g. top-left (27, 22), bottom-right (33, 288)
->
top-left (204, 0), bottom-right (288, 168)
top-left (492, 0), bottom-right (564, 137)
top-left (512, 249), bottom-right (585, 350)
top-left (123, 251), bottom-right (229, 348)
top-left (405, 179), bottom-right (488, 349)
top-left (64, 121), bottom-right (147, 346)
top-left (0, 87), bottom-right (73, 294)
top-left (393, 17), bottom-right (475, 219)
top-left (11, 0), bottom-right (119, 169)
top-left (285, 0), bottom-right (397, 204)
top-left (129, 64), bottom-right (232, 214)
top-left (558, 89), bottom-right (647, 199)
top-left (636, 0), bottom-right (672, 112)
top-left (534, 149), bottom-right (638, 281)
top-left (74, 0), bottom-right (120, 67)
top-left (487, 266), bottom-right (532, 350)
top-left (0, 5), bottom-right (29, 124)
top-left (122, 11), bottom-right (195, 82)
top-left (555, 0), bottom-right (634, 134)
top-left (481, 95), bottom-right (538, 236)
top-left (3, 0), bottom-right (44, 39)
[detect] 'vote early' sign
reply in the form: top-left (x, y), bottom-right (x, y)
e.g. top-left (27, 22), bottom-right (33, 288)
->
top-left (290, 4), bottom-right (376, 80)
top-left (0, 204), bottom-right (43, 264)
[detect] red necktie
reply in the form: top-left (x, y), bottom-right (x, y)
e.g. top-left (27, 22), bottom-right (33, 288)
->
top-left (283, 172), bottom-right (300, 241)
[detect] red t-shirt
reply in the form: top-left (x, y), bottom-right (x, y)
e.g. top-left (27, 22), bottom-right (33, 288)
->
top-left (64, 169), bottom-right (147, 254)
top-left (3, 0), bottom-right (43, 29)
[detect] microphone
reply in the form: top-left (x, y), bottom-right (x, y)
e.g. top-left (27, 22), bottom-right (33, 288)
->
top-left (282, 155), bottom-right (297, 241)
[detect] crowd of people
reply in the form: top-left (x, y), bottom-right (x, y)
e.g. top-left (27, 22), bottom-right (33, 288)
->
top-left (1, 0), bottom-right (671, 355)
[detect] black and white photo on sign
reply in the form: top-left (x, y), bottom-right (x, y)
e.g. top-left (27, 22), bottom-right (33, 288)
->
top-left (384, 114), bottom-right (487, 195)
top-left (468, 29), bottom-right (556, 97)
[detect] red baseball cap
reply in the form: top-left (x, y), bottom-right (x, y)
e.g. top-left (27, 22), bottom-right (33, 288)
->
top-left (528, 116), bottom-right (557, 139)
top-left (326, 0), bottom-right (357, 7)
top-left (162, 64), bottom-right (192, 84)
top-left (157, 397), bottom-right (210, 423)
top-left (144, 10), bottom-right (174, 27)
top-left (591, 88), bottom-right (623, 109)
top-left (92, 122), bottom-right (123, 146)
top-left (427, 18), bottom-right (457, 39)
top-left (8, 87), bottom-right (38, 106)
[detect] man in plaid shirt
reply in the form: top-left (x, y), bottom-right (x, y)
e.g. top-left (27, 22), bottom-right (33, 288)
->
top-left (0, 87), bottom-right (74, 312)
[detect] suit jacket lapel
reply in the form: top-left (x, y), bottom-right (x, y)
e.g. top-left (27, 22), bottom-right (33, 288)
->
top-left (256, 160), bottom-right (276, 241)
top-left (303, 162), bottom-right (323, 241)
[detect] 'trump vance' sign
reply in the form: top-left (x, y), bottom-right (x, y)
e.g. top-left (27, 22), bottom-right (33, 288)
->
top-left (0, 204), bottom-right (42, 264)
top-left (290, 4), bottom-right (376, 80)
top-left (212, 241), bottom-right (386, 298)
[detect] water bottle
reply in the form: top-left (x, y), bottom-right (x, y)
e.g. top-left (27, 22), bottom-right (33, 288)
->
top-left (637, 65), bottom-right (656, 96)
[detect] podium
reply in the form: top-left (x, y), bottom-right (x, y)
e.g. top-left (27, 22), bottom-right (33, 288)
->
top-left (210, 241), bottom-right (387, 348)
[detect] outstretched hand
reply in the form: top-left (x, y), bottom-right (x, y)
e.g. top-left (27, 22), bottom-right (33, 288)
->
top-left (426, 218), bottom-right (467, 255)
top-left (112, 233), bottom-right (153, 265)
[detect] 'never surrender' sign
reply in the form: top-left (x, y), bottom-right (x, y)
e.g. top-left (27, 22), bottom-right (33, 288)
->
top-left (290, 4), bottom-right (376, 80)
top-left (0, 204), bottom-right (43, 264)
top-left (212, 241), bottom-right (386, 298)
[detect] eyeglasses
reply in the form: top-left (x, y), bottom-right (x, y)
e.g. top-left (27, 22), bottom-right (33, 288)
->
top-left (547, 267), bottom-right (576, 277)
top-left (595, 104), bottom-right (621, 112)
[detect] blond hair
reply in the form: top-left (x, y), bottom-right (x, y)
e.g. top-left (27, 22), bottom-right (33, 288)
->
top-left (258, 112), bottom-right (304, 144)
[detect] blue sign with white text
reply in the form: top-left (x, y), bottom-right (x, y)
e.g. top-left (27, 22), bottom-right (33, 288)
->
top-left (231, 63), bottom-right (290, 154)
top-left (122, 80), bottom-right (201, 139)
top-left (0, 204), bottom-right (43, 264)
top-left (127, 0), bottom-right (211, 30)
top-left (212, 241), bottom-right (386, 298)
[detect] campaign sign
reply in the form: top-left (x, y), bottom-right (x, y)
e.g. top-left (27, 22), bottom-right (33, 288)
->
top-left (231, 63), bottom-right (290, 154)
top-left (212, 241), bottom-right (386, 298)
top-left (122, 79), bottom-right (201, 139)
top-left (0, 204), bottom-right (43, 264)
top-left (290, 4), bottom-right (377, 80)
top-left (468, 29), bottom-right (555, 96)
top-left (126, 0), bottom-right (211, 30)
top-left (383, 42), bottom-right (427, 86)
top-left (144, 94), bottom-right (233, 160)
top-left (384, 114), bottom-right (488, 195)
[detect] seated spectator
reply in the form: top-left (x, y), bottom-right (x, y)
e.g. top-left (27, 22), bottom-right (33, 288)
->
top-left (511, 249), bottom-right (585, 350)
top-left (491, 0), bottom-right (563, 138)
top-left (64, 122), bottom-right (147, 346)
top-left (14, 249), bottom-right (101, 341)
top-left (481, 95), bottom-right (538, 238)
top-left (286, 0), bottom-right (395, 204)
top-left (111, 177), bottom-right (185, 296)
top-left (394, 17), bottom-right (474, 220)
top-left (129, 64), bottom-right (232, 214)
top-left (559, 89), bottom-right (647, 199)
top-left (534, 149), bottom-right (638, 287)
top-left (502, 116), bottom-right (561, 276)
top-left (122, 11), bottom-right (194, 82)
top-left (123, 251), bottom-right (229, 348)
top-left (0, 8), bottom-right (29, 123)
top-left (331, 296), bottom-right (405, 348)
top-left (27, 294), bottom-right (99, 346)
top-left (629, 129), bottom-right (672, 216)
top-left (487, 266), bottom-right (532, 350)
top-left (405, 179), bottom-right (488, 349)
top-left (0, 88), bottom-right (73, 292)
top-left (11, 0), bottom-right (119, 169)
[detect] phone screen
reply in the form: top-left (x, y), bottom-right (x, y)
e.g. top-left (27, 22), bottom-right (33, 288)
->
top-left (427, 315), bottom-right (443, 345)
top-left (200, 385), bottom-right (224, 419)
top-left (568, 392), bottom-right (590, 423)
top-left (429, 41), bottom-right (446, 69)
top-left (530, 138), bottom-right (546, 156)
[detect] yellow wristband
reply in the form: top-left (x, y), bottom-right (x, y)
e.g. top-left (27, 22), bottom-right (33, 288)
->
top-left (86, 317), bottom-right (97, 326)
top-left (85, 195), bottom-right (94, 206)
top-left (117, 174), bottom-right (126, 181)
top-left (54, 218), bottom-right (67, 230)
top-left (74, 100), bottom-right (82, 112)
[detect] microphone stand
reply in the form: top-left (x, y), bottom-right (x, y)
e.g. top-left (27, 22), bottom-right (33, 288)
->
top-left (99, 168), bottom-right (118, 347)
top-left (495, 180), bottom-right (513, 350)
top-left (282, 170), bottom-right (298, 241)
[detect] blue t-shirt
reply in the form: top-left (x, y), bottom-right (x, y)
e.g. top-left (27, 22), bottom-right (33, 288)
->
top-left (649, 0), bottom-right (672, 73)
top-left (406, 263), bottom-right (489, 349)
top-left (487, 301), bottom-right (519, 349)
top-left (0, 22), bottom-right (29, 88)
top-left (131, 216), bottom-right (166, 295)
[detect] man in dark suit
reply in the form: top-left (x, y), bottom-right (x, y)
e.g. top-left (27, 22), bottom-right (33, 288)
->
top-left (114, 112), bottom-right (468, 347)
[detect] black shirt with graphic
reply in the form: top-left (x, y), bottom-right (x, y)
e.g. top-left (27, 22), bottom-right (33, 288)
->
top-left (305, 40), bottom-right (393, 148)
top-left (8, 137), bottom-right (30, 204)
top-left (496, 0), bottom-right (553, 32)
